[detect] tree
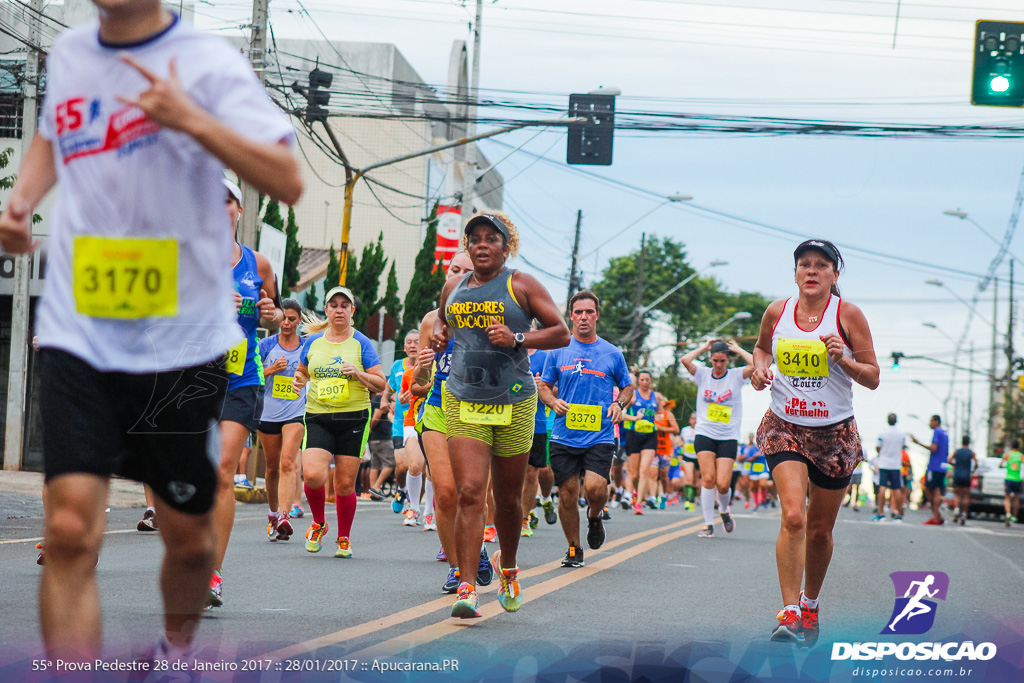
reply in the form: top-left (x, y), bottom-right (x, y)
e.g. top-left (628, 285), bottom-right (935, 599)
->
top-left (348, 232), bottom-right (388, 330)
top-left (401, 203), bottom-right (446, 336)
top-left (262, 198), bottom-right (284, 231)
top-left (0, 147), bottom-right (41, 225)
top-left (381, 262), bottom-right (402, 322)
top-left (282, 206), bottom-right (303, 296)
top-left (304, 282), bottom-right (319, 311)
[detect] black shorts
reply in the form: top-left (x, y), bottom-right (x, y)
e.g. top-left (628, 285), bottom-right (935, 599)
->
top-left (222, 385), bottom-right (264, 433)
top-left (694, 435), bottom-right (738, 460)
top-left (392, 436), bottom-right (405, 450)
top-left (303, 410), bottom-right (371, 457)
top-left (529, 431), bottom-right (550, 469)
top-left (766, 451), bottom-right (852, 491)
top-left (625, 430), bottom-right (658, 454)
top-left (878, 469), bottom-right (902, 490)
top-left (952, 476), bottom-right (971, 489)
top-left (926, 470), bottom-right (947, 493)
top-left (258, 416), bottom-right (304, 436)
top-left (40, 349), bottom-right (226, 515)
top-left (1005, 480), bottom-right (1022, 495)
top-left (549, 441), bottom-right (615, 486)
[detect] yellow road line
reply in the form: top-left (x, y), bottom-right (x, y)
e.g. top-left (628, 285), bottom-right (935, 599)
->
top-left (266, 515), bottom-right (707, 661)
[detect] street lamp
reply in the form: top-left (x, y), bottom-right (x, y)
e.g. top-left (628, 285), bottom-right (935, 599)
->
top-left (581, 193), bottom-right (694, 260)
top-left (924, 279), bottom-right (992, 327)
top-left (922, 322), bottom-right (957, 346)
top-left (941, 208), bottom-right (1022, 263)
top-left (639, 260), bottom-right (727, 315)
top-left (911, 379), bottom-right (945, 403)
top-left (707, 310), bottom-right (753, 337)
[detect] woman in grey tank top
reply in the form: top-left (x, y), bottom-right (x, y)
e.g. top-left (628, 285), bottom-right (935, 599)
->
top-left (432, 212), bottom-right (569, 618)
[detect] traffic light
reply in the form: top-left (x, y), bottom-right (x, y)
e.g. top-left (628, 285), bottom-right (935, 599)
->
top-left (567, 93), bottom-right (615, 166)
top-left (891, 352), bottom-right (904, 372)
top-left (304, 67), bottom-right (333, 123)
top-left (972, 21), bottom-right (1024, 108)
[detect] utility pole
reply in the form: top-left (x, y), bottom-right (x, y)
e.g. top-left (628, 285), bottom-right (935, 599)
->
top-left (565, 210), bottom-right (582, 320)
top-left (237, 0), bottom-right (270, 249)
top-left (968, 340), bottom-right (973, 440)
top-left (460, 0), bottom-right (483, 223)
top-left (4, 0), bottom-right (42, 471)
top-left (1005, 259), bottom-right (1015, 451)
top-left (989, 278), bottom-right (998, 457)
top-left (626, 233), bottom-right (646, 366)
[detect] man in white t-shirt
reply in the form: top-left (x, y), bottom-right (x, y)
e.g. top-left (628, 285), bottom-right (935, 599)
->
top-left (0, 0), bottom-right (301, 663)
top-left (874, 413), bottom-right (906, 521)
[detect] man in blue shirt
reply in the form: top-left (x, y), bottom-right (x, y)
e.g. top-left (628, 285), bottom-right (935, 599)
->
top-left (912, 414), bottom-right (949, 526)
top-left (539, 291), bottom-right (634, 568)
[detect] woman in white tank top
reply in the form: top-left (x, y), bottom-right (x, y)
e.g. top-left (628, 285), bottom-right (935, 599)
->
top-left (750, 239), bottom-right (879, 647)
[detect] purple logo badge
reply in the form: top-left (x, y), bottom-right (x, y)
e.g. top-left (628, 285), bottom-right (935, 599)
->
top-left (881, 571), bottom-right (949, 635)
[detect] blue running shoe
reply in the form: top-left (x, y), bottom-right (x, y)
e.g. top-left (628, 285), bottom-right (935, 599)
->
top-left (477, 546), bottom-right (493, 586)
top-left (289, 504), bottom-right (304, 518)
top-left (392, 490), bottom-right (407, 514)
top-left (442, 567), bottom-right (460, 594)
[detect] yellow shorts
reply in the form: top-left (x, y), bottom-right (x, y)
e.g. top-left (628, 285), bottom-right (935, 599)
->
top-left (417, 402), bottom-right (447, 435)
top-left (443, 386), bottom-right (537, 458)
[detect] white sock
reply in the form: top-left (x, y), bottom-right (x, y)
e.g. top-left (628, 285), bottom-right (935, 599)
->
top-left (717, 489), bottom-right (732, 514)
top-left (422, 479), bottom-right (435, 517)
top-left (407, 474), bottom-right (423, 514)
top-left (233, 474), bottom-right (243, 484)
top-left (146, 506), bottom-right (155, 514)
top-left (803, 594), bottom-right (819, 609)
top-left (541, 495), bottom-right (552, 504)
top-left (701, 487), bottom-right (716, 526)
top-left (783, 603), bottom-right (801, 616)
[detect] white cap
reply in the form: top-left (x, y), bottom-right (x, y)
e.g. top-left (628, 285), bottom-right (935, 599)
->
top-left (223, 178), bottom-right (243, 204)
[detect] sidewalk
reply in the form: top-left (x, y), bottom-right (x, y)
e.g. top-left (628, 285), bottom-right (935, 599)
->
top-left (0, 471), bottom-right (147, 520)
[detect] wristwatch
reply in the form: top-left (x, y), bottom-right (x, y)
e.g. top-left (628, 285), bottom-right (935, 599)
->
top-left (614, 400), bottom-right (625, 410)
top-left (513, 332), bottom-right (526, 349)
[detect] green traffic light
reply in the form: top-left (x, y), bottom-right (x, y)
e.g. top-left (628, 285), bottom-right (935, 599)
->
top-left (991, 75), bottom-right (1011, 93)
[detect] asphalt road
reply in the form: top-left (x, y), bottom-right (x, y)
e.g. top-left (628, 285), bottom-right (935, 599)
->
top-left (1, 493), bottom-right (1022, 682)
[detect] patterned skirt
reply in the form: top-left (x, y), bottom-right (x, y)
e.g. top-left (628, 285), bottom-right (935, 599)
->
top-left (755, 409), bottom-right (864, 479)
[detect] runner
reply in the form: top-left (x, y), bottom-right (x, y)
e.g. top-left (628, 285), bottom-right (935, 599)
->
top-left (751, 239), bottom-right (879, 647)
top-left (680, 412), bottom-right (698, 510)
top-left (208, 178), bottom-right (282, 609)
top-left (1000, 440), bottom-right (1022, 527)
top-left (911, 415), bottom-right (949, 526)
top-left (680, 338), bottom-right (754, 538)
top-left (538, 290), bottom-right (633, 568)
top-left (653, 397), bottom-right (680, 508)
top-left (376, 331), bottom-right (418, 499)
top-left (433, 212), bottom-right (569, 617)
top-left (137, 485), bottom-right (158, 532)
top-left (948, 435), bottom-right (977, 526)
top-left (621, 370), bottom-right (660, 514)
top-left (741, 434), bottom-right (770, 510)
top-left (292, 286), bottom-right (387, 558)
top-left (1, 0), bottom-right (301, 660)
top-left (873, 413), bottom-right (905, 523)
top-left (412, 251), bottom-right (493, 593)
top-left (257, 298), bottom-right (307, 542)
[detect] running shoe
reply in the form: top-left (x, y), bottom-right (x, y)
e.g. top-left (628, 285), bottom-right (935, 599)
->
top-left (721, 511), bottom-right (735, 533)
top-left (799, 592), bottom-right (819, 648)
top-left (684, 501), bottom-right (694, 511)
top-left (543, 499), bottom-right (557, 525)
top-left (289, 504), bottom-right (305, 518)
top-left (477, 546), bottom-right (494, 586)
top-left (602, 507), bottom-right (611, 521)
top-left (138, 636), bottom-right (193, 674)
top-left (586, 512), bottom-right (606, 550)
top-left (424, 514), bottom-right (437, 531)
top-left (207, 569), bottom-right (223, 608)
top-left (267, 512), bottom-right (280, 541)
top-left (870, 514), bottom-right (885, 522)
top-left (561, 544), bottom-right (585, 568)
top-left (305, 521), bottom-right (328, 553)
top-left (633, 500), bottom-right (644, 516)
top-left (529, 510), bottom-right (539, 529)
top-left (368, 488), bottom-right (384, 502)
top-left (645, 497), bottom-right (657, 510)
top-left (620, 494), bottom-right (632, 511)
top-left (436, 545), bottom-right (447, 562)
top-left (892, 516), bottom-right (904, 524)
top-left (450, 582), bottom-right (481, 619)
top-left (235, 477), bottom-right (254, 490)
top-left (658, 496), bottom-right (666, 510)
top-left (35, 542), bottom-right (44, 566)
top-left (959, 516), bottom-right (965, 527)
top-left (697, 526), bottom-right (714, 538)
top-left (923, 518), bottom-right (941, 526)
top-left (392, 490), bottom-right (407, 514)
top-left (137, 509), bottom-right (158, 532)
top-left (442, 567), bottom-right (460, 594)
top-left (1006, 514), bottom-right (1013, 528)
top-left (334, 537), bottom-right (352, 558)
top-left (771, 608), bottom-right (802, 643)
top-left (493, 550), bottom-right (522, 612)
top-left (745, 500), bottom-right (751, 509)
top-left (403, 510), bottom-right (419, 527)
top-left (483, 524), bottom-right (498, 543)
top-left (521, 519), bottom-right (534, 537)
top-left (276, 516), bottom-right (294, 541)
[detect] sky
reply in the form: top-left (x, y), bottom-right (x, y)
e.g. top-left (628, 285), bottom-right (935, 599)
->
top-left (193, 0), bottom-right (1024, 468)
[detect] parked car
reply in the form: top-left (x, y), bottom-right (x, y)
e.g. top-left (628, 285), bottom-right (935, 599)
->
top-left (969, 457), bottom-right (1008, 518)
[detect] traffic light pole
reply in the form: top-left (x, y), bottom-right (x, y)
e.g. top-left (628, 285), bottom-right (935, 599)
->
top-left (312, 116), bottom-right (583, 285)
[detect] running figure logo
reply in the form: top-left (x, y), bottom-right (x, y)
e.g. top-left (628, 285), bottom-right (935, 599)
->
top-left (881, 571), bottom-right (949, 635)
